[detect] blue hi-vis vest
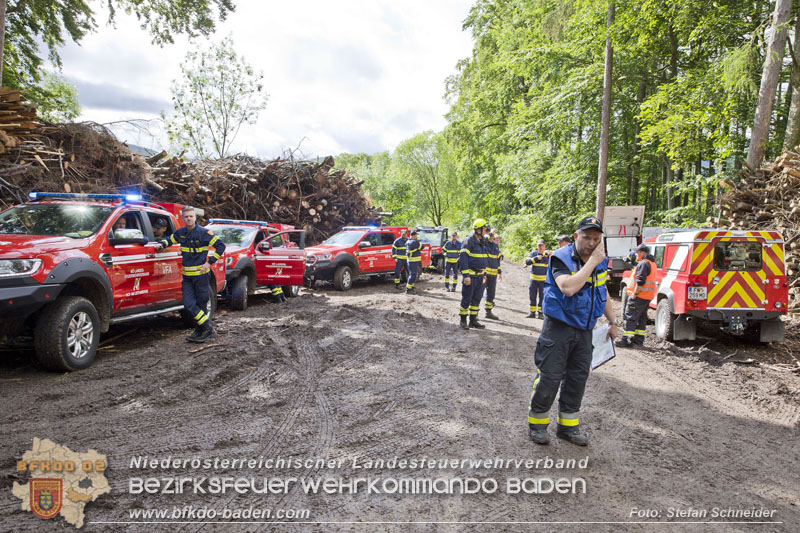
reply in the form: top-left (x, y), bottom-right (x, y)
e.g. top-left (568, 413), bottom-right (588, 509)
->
top-left (543, 243), bottom-right (608, 330)
top-left (406, 239), bottom-right (422, 262)
top-left (443, 240), bottom-right (461, 262)
top-left (392, 237), bottom-right (407, 260)
top-left (458, 234), bottom-right (488, 275)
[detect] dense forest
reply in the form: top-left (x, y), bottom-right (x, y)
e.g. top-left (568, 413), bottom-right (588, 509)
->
top-left (337, 0), bottom-right (798, 258)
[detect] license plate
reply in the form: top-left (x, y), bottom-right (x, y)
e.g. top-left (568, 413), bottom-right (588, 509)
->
top-left (688, 287), bottom-right (707, 300)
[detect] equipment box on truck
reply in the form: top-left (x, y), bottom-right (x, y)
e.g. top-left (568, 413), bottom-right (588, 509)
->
top-left (622, 229), bottom-right (788, 343)
top-left (603, 205), bottom-right (644, 292)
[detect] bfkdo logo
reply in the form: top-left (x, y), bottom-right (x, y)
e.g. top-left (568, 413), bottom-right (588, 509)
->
top-left (30, 479), bottom-right (63, 519)
top-left (12, 438), bottom-right (110, 529)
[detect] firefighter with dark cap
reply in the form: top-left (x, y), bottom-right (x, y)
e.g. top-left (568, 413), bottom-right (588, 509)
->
top-left (442, 231), bottom-right (461, 291)
top-left (405, 230), bottom-right (422, 294)
top-left (557, 235), bottom-right (571, 248)
top-left (153, 206), bottom-right (225, 343)
top-left (525, 239), bottom-right (549, 318)
top-left (458, 219), bottom-right (490, 329)
top-left (527, 216), bottom-right (618, 446)
top-left (392, 229), bottom-right (408, 290)
top-left (617, 243), bottom-right (657, 348)
top-left (483, 230), bottom-right (502, 320)
top-left (152, 217), bottom-right (169, 239)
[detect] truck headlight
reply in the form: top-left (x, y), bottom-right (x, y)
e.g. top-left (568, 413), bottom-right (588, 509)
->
top-left (0, 258), bottom-right (43, 277)
top-left (316, 254), bottom-right (333, 261)
top-left (226, 256), bottom-right (234, 266)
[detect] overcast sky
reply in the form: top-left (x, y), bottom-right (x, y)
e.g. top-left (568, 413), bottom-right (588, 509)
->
top-left (55, 1), bottom-right (474, 159)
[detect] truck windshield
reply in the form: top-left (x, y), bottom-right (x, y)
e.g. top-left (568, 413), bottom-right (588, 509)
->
top-left (714, 241), bottom-right (762, 271)
top-left (417, 231), bottom-right (442, 246)
top-left (0, 204), bottom-right (113, 238)
top-left (207, 225), bottom-right (256, 247)
top-left (321, 231), bottom-right (362, 247)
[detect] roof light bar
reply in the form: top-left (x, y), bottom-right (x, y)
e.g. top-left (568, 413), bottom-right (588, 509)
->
top-left (342, 226), bottom-right (378, 230)
top-left (28, 192), bottom-right (143, 202)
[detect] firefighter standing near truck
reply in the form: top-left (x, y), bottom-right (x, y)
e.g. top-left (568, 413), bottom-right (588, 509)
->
top-left (525, 240), bottom-right (549, 319)
top-left (154, 206), bottom-right (226, 343)
top-left (616, 244), bottom-right (657, 348)
top-left (557, 235), bottom-right (571, 248)
top-left (483, 231), bottom-right (503, 320)
top-left (527, 216), bottom-right (618, 446)
top-left (443, 232), bottom-right (461, 291)
top-left (458, 219), bottom-right (490, 330)
top-left (405, 230), bottom-right (422, 295)
top-left (392, 229), bottom-right (408, 290)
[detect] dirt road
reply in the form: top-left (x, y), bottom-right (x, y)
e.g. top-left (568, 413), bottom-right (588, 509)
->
top-left (1, 260), bottom-right (798, 531)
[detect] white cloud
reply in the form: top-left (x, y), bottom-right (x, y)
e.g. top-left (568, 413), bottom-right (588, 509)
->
top-left (55, 0), bottom-right (474, 158)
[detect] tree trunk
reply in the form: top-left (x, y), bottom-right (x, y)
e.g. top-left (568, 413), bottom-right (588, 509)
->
top-left (666, 161), bottom-right (675, 210)
top-left (596, 1), bottom-right (614, 218)
top-left (748, 0), bottom-right (793, 168)
top-left (784, 12), bottom-right (800, 150)
top-left (630, 79), bottom-right (646, 205)
top-left (0, 0), bottom-right (6, 84)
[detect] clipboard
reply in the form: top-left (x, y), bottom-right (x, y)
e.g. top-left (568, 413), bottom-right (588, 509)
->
top-left (591, 323), bottom-right (617, 370)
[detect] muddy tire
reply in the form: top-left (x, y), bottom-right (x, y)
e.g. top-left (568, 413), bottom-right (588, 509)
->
top-left (34, 296), bottom-right (100, 372)
top-left (181, 276), bottom-right (218, 327)
top-left (655, 298), bottom-right (675, 341)
top-left (230, 275), bottom-right (248, 311)
top-left (333, 265), bottom-right (354, 291)
top-left (621, 291), bottom-right (629, 317)
top-left (434, 256), bottom-right (444, 274)
top-left (282, 285), bottom-right (300, 298)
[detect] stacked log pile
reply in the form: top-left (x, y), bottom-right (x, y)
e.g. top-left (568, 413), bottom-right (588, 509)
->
top-left (711, 151), bottom-right (800, 312)
top-left (0, 116), bottom-right (380, 243)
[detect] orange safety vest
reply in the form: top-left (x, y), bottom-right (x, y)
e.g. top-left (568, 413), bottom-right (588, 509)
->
top-left (626, 259), bottom-right (658, 301)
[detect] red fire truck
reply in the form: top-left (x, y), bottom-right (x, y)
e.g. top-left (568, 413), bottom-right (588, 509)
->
top-left (622, 229), bottom-right (788, 342)
top-left (207, 219), bottom-right (306, 310)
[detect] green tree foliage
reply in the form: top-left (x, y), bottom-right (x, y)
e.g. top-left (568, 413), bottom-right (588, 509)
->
top-left (30, 73), bottom-right (81, 122)
top-left (442, 0), bottom-right (783, 259)
top-left (162, 35), bottom-right (268, 159)
top-left (1, 0), bottom-right (235, 88)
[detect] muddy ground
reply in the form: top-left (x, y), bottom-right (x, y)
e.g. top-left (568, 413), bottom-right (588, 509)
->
top-left (1, 260), bottom-right (798, 532)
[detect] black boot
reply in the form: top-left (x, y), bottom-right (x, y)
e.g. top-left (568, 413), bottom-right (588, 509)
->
top-left (190, 323), bottom-right (218, 343)
top-left (394, 283), bottom-right (403, 291)
top-left (459, 315), bottom-right (469, 330)
top-left (406, 287), bottom-right (417, 295)
top-left (526, 312), bottom-right (536, 318)
top-left (444, 284), bottom-right (450, 290)
top-left (556, 428), bottom-right (589, 446)
top-left (186, 325), bottom-right (202, 342)
top-left (469, 316), bottom-right (486, 329)
top-left (529, 427), bottom-right (550, 445)
top-left (615, 338), bottom-right (632, 348)
top-left (485, 309), bottom-right (499, 320)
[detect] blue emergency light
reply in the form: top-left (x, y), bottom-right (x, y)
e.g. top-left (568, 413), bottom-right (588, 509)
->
top-left (342, 226), bottom-right (378, 230)
top-left (28, 192), bottom-right (143, 202)
top-left (208, 218), bottom-right (273, 226)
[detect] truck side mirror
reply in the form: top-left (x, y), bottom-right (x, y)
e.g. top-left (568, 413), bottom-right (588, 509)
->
top-left (257, 240), bottom-right (271, 252)
top-left (110, 229), bottom-right (148, 246)
top-left (358, 241), bottom-right (370, 249)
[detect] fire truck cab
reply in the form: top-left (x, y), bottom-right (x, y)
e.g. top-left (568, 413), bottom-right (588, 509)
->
top-left (623, 229), bottom-right (788, 343)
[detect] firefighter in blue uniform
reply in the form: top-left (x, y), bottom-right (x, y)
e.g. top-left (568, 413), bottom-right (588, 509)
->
top-left (442, 231), bottom-right (461, 291)
top-left (268, 286), bottom-right (287, 303)
top-left (483, 231), bottom-right (503, 320)
top-left (525, 239), bottom-right (549, 319)
top-left (392, 229), bottom-right (408, 290)
top-left (154, 206), bottom-right (226, 343)
top-left (458, 219), bottom-right (490, 330)
top-left (527, 216), bottom-right (618, 446)
top-left (405, 230), bottom-right (422, 295)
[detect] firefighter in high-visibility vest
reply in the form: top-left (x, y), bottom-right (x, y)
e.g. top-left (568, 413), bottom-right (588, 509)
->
top-left (391, 229), bottom-right (408, 290)
top-left (616, 244), bottom-right (658, 348)
top-left (483, 231), bottom-right (503, 320)
top-left (442, 232), bottom-right (461, 291)
top-left (458, 219), bottom-right (490, 330)
top-left (405, 230), bottom-right (422, 295)
top-left (525, 240), bottom-right (549, 319)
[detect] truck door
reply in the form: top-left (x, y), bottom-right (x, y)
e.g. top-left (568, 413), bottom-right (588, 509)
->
top-left (378, 232), bottom-right (396, 271)
top-left (358, 232), bottom-right (385, 273)
top-left (254, 230), bottom-right (306, 286)
top-left (144, 211), bottom-right (183, 305)
top-left (105, 210), bottom-right (158, 311)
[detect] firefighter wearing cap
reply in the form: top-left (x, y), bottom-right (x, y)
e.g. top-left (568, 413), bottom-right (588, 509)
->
top-left (525, 240), bottom-right (549, 319)
top-left (458, 219), bottom-right (490, 329)
top-left (527, 216), bottom-right (618, 446)
top-left (154, 206), bottom-right (226, 343)
top-left (392, 229), bottom-right (408, 290)
top-left (483, 231), bottom-right (503, 319)
top-left (442, 232), bottom-right (461, 291)
top-left (152, 217), bottom-right (168, 239)
top-left (405, 230), bottom-right (422, 295)
top-left (557, 235), bottom-right (571, 248)
top-left (617, 244), bottom-right (657, 348)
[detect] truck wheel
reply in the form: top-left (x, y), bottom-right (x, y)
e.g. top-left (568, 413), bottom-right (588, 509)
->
top-left (181, 276), bottom-right (218, 327)
top-left (282, 285), bottom-right (300, 298)
top-left (230, 275), bottom-right (248, 311)
top-left (435, 257), bottom-right (444, 274)
top-left (655, 298), bottom-right (676, 341)
top-left (333, 265), bottom-right (353, 291)
top-left (34, 296), bottom-right (100, 372)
